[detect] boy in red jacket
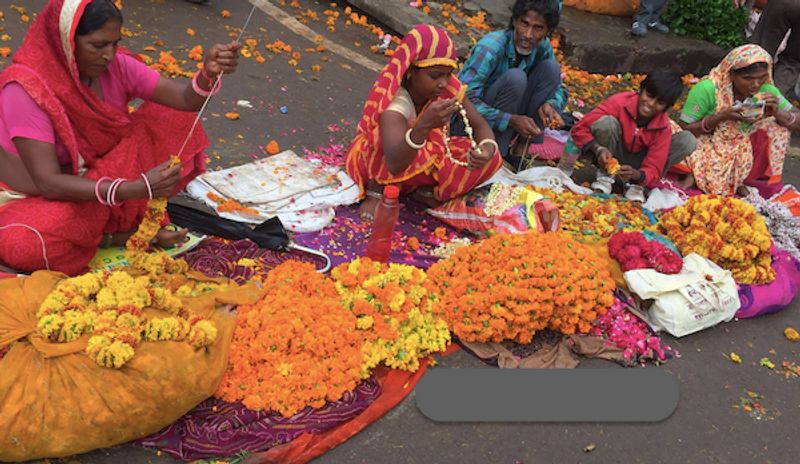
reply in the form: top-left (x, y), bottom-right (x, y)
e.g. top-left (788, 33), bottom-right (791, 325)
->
top-left (570, 69), bottom-right (696, 201)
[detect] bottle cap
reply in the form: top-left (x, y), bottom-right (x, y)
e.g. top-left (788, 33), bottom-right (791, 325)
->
top-left (383, 185), bottom-right (400, 199)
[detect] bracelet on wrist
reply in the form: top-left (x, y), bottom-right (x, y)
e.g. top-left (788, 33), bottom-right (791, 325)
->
top-left (478, 138), bottom-right (499, 156)
top-left (405, 128), bottom-right (425, 150)
top-left (700, 117), bottom-right (713, 134)
top-left (784, 111), bottom-right (797, 128)
top-left (192, 70), bottom-right (221, 97)
top-left (95, 177), bottom-right (112, 205)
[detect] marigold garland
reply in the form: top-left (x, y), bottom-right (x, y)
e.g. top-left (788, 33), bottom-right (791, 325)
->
top-left (426, 232), bottom-right (615, 343)
top-left (531, 187), bottom-right (650, 241)
top-left (331, 258), bottom-right (451, 377)
top-left (658, 195), bottom-right (774, 284)
top-left (36, 270), bottom-right (219, 368)
top-left (606, 158), bottom-right (621, 175)
top-left (216, 261), bottom-right (364, 417)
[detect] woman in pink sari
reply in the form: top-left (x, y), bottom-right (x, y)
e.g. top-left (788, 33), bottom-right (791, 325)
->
top-left (0, 0), bottom-right (239, 275)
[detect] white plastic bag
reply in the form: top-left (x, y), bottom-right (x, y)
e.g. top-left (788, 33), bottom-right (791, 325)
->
top-left (480, 166), bottom-right (593, 195)
top-left (624, 254), bottom-right (741, 337)
top-left (643, 187), bottom-right (686, 211)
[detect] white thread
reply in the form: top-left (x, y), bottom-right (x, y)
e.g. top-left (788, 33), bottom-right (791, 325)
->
top-left (174, 4), bottom-right (258, 161)
top-left (0, 223), bottom-right (50, 270)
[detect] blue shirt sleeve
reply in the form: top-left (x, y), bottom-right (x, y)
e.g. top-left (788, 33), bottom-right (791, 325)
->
top-left (540, 42), bottom-right (568, 113)
top-left (459, 42), bottom-right (513, 132)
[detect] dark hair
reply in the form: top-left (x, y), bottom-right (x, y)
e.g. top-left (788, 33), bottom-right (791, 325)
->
top-left (509, 0), bottom-right (561, 31)
top-left (640, 69), bottom-right (684, 108)
top-left (75, 0), bottom-right (123, 36)
top-left (732, 61), bottom-right (769, 75)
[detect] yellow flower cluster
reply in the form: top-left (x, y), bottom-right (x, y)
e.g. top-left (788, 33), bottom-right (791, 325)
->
top-left (484, 183), bottom-right (525, 217)
top-left (331, 258), bottom-right (451, 377)
top-left (658, 195), bottom-right (774, 284)
top-left (36, 269), bottom-right (219, 368)
top-left (531, 187), bottom-right (650, 241)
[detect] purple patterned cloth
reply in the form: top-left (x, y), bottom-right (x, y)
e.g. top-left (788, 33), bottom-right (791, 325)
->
top-left (736, 247), bottom-right (800, 319)
top-left (183, 238), bottom-right (328, 284)
top-left (135, 379), bottom-right (381, 461)
top-left (292, 201), bottom-right (462, 270)
top-left (134, 202), bottom-right (455, 460)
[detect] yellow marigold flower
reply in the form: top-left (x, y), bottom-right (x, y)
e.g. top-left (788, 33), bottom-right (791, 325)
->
top-left (356, 315), bottom-right (374, 330)
top-left (188, 320), bottom-right (218, 349)
top-left (277, 362), bottom-right (292, 377)
top-left (38, 314), bottom-right (64, 340)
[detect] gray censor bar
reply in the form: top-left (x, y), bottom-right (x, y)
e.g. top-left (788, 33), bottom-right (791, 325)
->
top-left (416, 368), bottom-right (678, 422)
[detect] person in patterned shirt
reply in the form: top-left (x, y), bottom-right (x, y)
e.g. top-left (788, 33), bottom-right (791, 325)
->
top-left (457, 0), bottom-right (566, 160)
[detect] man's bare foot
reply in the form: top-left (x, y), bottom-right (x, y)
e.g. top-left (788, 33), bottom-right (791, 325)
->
top-left (153, 227), bottom-right (189, 248)
top-left (412, 188), bottom-right (443, 208)
top-left (677, 173), bottom-right (695, 190)
top-left (359, 191), bottom-right (381, 221)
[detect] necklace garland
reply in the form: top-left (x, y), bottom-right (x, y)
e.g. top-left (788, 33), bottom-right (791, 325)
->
top-left (442, 84), bottom-right (478, 167)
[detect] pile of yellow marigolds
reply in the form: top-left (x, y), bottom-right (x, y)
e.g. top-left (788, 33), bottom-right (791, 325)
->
top-left (659, 195), bottom-right (775, 285)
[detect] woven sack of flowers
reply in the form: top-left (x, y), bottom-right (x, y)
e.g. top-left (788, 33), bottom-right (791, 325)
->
top-left (0, 270), bottom-right (263, 461)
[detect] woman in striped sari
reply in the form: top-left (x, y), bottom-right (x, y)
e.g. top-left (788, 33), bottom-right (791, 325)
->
top-left (345, 24), bottom-right (502, 219)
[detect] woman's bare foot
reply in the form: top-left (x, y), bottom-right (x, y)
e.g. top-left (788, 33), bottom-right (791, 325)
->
top-left (412, 187), bottom-right (443, 208)
top-left (153, 227), bottom-right (189, 248)
top-left (677, 173), bottom-right (695, 190)
top-left (359, 191), bottom-right (381, 221)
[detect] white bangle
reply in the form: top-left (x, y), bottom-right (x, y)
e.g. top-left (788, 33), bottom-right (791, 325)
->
top-left (785, 111), bottom-right (797, 127)
top-left (478, 139), bottom-right (499, 156)
top-left (405, 128), bottom-right (425, 150)
top-left (140, 173), bottom-right (153, 200)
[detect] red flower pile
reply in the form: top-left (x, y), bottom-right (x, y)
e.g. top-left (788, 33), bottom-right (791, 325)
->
top-left (607, 232), bottom-right (683, 274)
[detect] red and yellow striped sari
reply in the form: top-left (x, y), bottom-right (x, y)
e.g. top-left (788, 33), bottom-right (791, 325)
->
top-left (345, 24), bottom-right (501, 202)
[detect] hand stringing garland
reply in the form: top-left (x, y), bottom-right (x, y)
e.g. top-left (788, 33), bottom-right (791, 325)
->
top-left (607, 232), bottom-right (683, 274)
top-left (658, 195), bottom-right (774, 285)
top-left (36, 270), bottom-right (219, 368)
top-left (606, 157), bottom-right (621, 175)
top-left (443, 84), bottom-right (477, 168)
top-left (426, 232), bottom-right (615, 343)
top-left (331, 258), bottom-right (451, 377)
top-left (125, 156), bottom-right (180, 272)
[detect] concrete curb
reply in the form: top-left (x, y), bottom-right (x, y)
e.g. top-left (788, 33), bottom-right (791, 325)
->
top-left (344, 0), bottom-right (726, 75)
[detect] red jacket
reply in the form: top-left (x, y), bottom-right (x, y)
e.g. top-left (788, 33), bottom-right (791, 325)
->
top-left (571, 91), bottom-right (671, 188)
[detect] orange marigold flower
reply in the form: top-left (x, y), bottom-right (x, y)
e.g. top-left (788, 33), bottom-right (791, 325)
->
top-left (266, 140), bottom-right (280, 155)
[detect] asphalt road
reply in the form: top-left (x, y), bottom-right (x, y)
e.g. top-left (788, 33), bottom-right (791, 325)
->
top-left (3, 1), bottom-right (800, 463)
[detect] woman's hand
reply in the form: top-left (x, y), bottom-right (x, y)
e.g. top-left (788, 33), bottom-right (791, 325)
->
top-left (761, 93), bottom-right (780, 117)
top-left (716, 106), bottom-right (754, 124)
top-left (203, 41), bottom-right (241, 79)
top-left (418, 98), bottom-right (458, 130)
top-left (142, 159), bottom-right (182, 199)
top-left (468, 140), bottom-right (497, 170)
